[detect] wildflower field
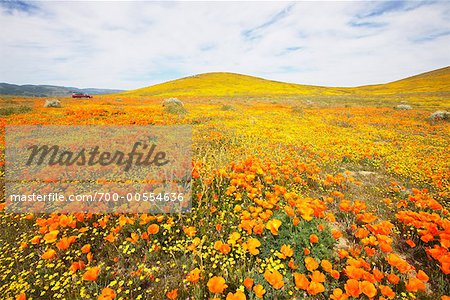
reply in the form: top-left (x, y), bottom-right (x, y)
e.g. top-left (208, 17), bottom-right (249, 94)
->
top-left (0, 81), bottom-right (449, 300)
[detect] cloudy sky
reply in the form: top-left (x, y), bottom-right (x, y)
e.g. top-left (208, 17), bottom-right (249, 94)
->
top-left (1, 1), bottom-right (449, 90)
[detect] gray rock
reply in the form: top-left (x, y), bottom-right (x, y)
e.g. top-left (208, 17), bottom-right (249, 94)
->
top-left (162, 98), bottom-right (187, 115)
top-left (394, 104), bottom-right (412, 110)
top-left (428, 110), bottom-right (450, 122)
top-left (44, 99), bottom-right (61, 108)
top-left (162, 98), bottom-right (184, 107)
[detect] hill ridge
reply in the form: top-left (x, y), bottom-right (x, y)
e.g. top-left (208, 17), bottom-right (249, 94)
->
top-left (121, 66), bottom-right (450, 97)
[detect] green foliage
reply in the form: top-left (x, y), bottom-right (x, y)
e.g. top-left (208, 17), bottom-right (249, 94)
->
top-left (220, 104), bottom-right (235, 111)
top-left (0, 105), bottom-right (32, 116)
top-left (164, 103), bottom-right (187, 115)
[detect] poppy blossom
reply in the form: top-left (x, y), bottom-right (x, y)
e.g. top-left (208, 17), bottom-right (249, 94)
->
top-left (183, 226), bottom-right (196, 237)
top-left (406, 277), bottom-right (426, 292)
top-left (225, 290), bottom-right (246, 300)
top-left (186, 268), bottom-right (201, 283)
top-left (147, 224), bottom-right (159, 235)
top-left (380, 285), bottom-right (395, 299)
top-left (243, 277), bottom-right (253, 289)
top-left (166, 289), bottom-right (178, 300)
top-left (305, 256), bottom-right (319, 271)
top-left (98, 287), bottom-right (116, 300)
top-left (293, 273), bottom-right (309, 290)
top-left (265, 219), bottom-right (282, 235)
top-left (81, 244), bottom-right (91, 254)
top-left (42, 248), bottom-right (56, 260)
top-left (330, 288), bottom-right (348, 300)
top-left (309, 234), bottom-right (319, 244)
top-left (278, 244), bottom-right (293, 259)
top-left (244, 238), bottom-right (261, 255)
top-left (83, 267), bottom-right (100, 281)
top-left (360, 280), bottom-right (377, 298)
top-left (207, 276), bottom-right (228, 293)
top-left (307, 281), bottom-right (325, 295)
top-left (416, 270), bottom-right (429, 282)
top-left (16, 293), bottom-right (26, 300)
top-left (264, 269), bottom-right (284, 289)
top-left (43, 230), bottom-right (59, 243)
top-left (345, 279), bottom-right (361, 298)
top-left (253, 284), bottom-right (265, 298)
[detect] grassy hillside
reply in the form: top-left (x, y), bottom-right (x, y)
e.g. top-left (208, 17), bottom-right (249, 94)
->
top-left (353, 66), bottom-right (450, 94)
top-left (120, 67), bottom-right (450, 98)
top-left (121, 72), bottom-right (334, 97)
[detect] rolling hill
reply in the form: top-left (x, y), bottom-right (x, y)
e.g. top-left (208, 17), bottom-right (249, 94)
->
top-left (0, 83), bottom-right (124, 97)
top-left (121, 66), bottom-right (450, 98)
top-left (352, 66), bottom-right (450, 94)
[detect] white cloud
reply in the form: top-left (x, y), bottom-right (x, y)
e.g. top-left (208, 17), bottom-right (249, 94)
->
top-left (0, 1), bottom-right (449, 89)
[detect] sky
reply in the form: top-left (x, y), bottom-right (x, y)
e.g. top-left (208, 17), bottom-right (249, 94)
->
top-left (0, 1), bottom-right (449, 90)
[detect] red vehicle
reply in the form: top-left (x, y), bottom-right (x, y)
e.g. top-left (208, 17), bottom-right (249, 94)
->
top-left (71, 92), bottom-right (93, 98)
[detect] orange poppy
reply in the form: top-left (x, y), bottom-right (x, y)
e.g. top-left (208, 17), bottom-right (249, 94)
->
top-left (104, 233), bottom-right (116, 243)
top-left (360, 280), bottom-right (377, 298)
top-left (43, 230), bottom-right (59, 243)
top-left (405, 277), bottom-right (426, 292)
top-left (293, 273), bottom-right (309, 290)
top-left (307, 281), bottom-right (325, 295)
top-left (330, 288), bottom-right (348, 300)
top-left (321, 259), bottom-right (333, 273)
top-left (42, 248), bottom-right (56, 260)
top-left (338, 249), bottom-right (349, 259)
top-left (225, 291), bottom-right (246, 300)
top-left (288, 258), bottom-right (299, 270)
top-left (406, 239), bottom-right (416, 248)
top-left (416, 270), bottom-right (429, 282)
top-left (278, 244), bottom-right (293, 259)
top-left (265, 219), bottom-right (282, 235)
top-left (310, 271), bottom-right (326, 283)
top-left (253, 284), bottom-right (265, 298)
top-left (16, 293), bottom-right (26, 300)
top-left (387, 273), bottom-right (400, 284)
top-left (263, 269), bottom-right (284, 289)
top-left (344, 279), bottom-right (361, 298)
top-left (69, 261), bottom-right (85, 273)
top-left (373, 268), bottom-right (384, 282)
top-left (147, 224), bottom-right (159, 235)
top-left (83, 267), bottom-right (100, 281)
top-left (345, 265), bottom-right (364, 280)
top-left (126, 232), bottom-right (139, 244)
top-left (98, 287), bottom-right (116, 300)
top-left (243, 277), bottom-right (254, 289)
top-left (330, 269), bottom-right (340, 279)
top-left (244, 238), bottom-right (261, 255)
top-left (309, 234), bottom-right (319, 244)
top-left (183, 226), bottom-right (196, 237)
top-left (30, 236), bottom-right (40, 245)
top-left (214, 241), bottom-right (231, 255)
top-left (207, 276), bottom-right (228, 293)
top-left (332, 229), bottom-right (343, 239)
top-left (81, 244), bottom-right (91, 254)
top-left (380, 285), bottom-right (395, 299)
top-left (56, 236), bottom-right (76, 250)
top-left (305, 256), bottom-right (319, 271)
top-left (166, 289), bottom-right (178, 300)
top-left (186, 268), bottom-right (201, 283)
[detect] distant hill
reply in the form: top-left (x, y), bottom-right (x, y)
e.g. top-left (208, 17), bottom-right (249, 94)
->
top-left (351, 66), bottom-right (450, 94)
top-left (0, 83), bottom-right (124, 97)
top-left (120, 66), bottom-right (450, 98)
